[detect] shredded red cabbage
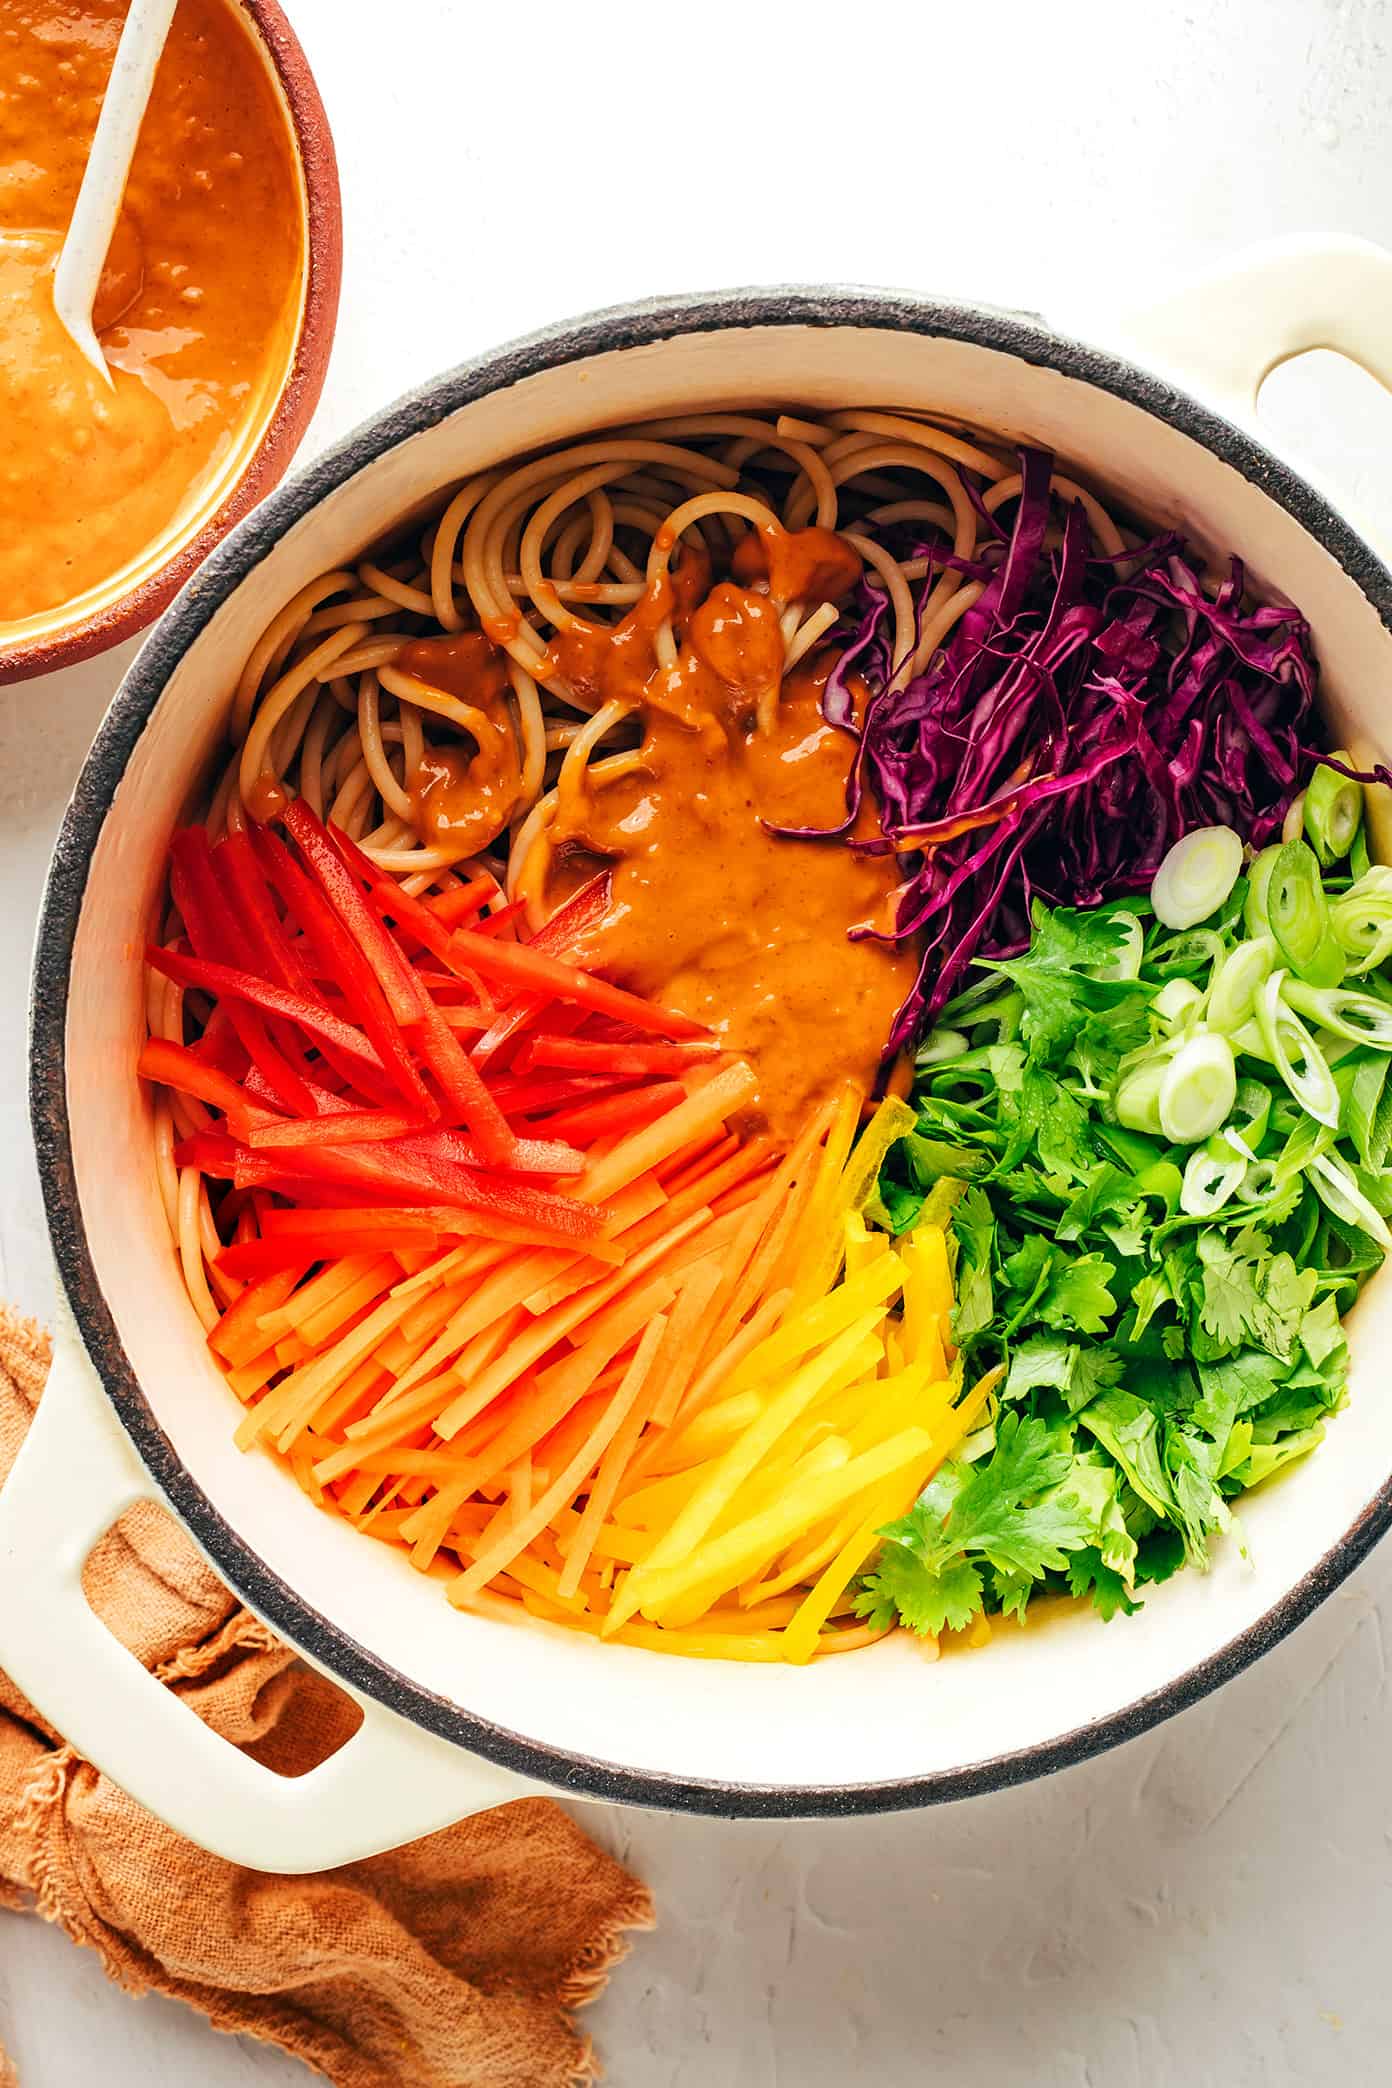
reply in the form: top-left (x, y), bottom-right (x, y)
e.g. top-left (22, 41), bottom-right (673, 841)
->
top-left (797, 446), bottom-right (1384, 1050)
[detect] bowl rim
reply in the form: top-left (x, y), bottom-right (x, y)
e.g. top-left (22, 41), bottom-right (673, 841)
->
top-left (30, 284), bottom-right (1392, 1816)
top-left (0, 0), bottom-right (343, 688)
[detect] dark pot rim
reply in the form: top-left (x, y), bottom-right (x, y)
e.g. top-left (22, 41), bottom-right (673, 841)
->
top-left (0, 0), bottom-right (343, 687)
top-left (30, 285), bottom-right (1392, 1819)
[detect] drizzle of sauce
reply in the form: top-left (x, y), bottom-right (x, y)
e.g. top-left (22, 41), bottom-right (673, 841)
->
top-left (544, 542), bottom-right (914, 1138)
top-left (397, 632), bottom-right (523, 861)
top-left (731, 521), bottom-right (863, 604)
top-left (0, 0), bottom-right (303, 631)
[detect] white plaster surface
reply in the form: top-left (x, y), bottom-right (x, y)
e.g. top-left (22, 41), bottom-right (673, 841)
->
top-left (3, 0), bottom-right (1392, 2079)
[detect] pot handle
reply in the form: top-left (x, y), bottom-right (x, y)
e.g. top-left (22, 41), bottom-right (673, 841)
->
top-left (1111, 234), bottom-right (1392, 552)
top-left (0, 1300), bottom-right (542, 1874)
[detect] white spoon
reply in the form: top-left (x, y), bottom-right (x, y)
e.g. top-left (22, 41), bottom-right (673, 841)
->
top-left (50, 0), bottom-right (180, 383)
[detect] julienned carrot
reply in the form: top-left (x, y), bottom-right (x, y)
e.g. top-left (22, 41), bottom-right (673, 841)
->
top-left (579, 1063), bottom-right (758, 1206)
top-left (645, 1258), bottom-right (726, 1431)
top-left (384, 1245), bottom-right (582, 1406)
top-left (208, 1265), bottom-right (303, 1364)
top-left (555, 1317), bottom-right (679, 1600)
top-left (694, 1099), bottom-right (834, 1358)
top-left (254, 1253), bottom-right (386, 1339)
top-left (448, 1315), bottom-right (669, 1608)
top-left (618, 1138), bottom-right (774, 1252)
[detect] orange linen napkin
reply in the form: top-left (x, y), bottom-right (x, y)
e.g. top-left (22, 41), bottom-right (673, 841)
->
top-left (0, 1308), bottom-right (651, 2087)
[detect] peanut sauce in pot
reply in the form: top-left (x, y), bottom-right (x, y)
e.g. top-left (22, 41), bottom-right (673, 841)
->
top-left (396, 632), bottom-right (523, 859)
top-left (540, 535), bottom-right (915, 1138)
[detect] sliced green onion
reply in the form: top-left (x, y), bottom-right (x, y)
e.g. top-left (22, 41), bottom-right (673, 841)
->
top-left (1205, 936), bottom-right (1276, 1035)
top-left (1114, 1056), bottom-right (1168, 1136)
top-left (1224, 1077), bottom-right (1272, 1155)
top-left (1151, 926), bottom-right (1228, 980)
top-left (1282, 979), bottom-right (1392, 1049)
top-left (1150, 825), bottom-right (1244, 930)
top-left (1309, 1151), bottom-right (1392, 1248)
top-left (1241, 1156), bottom-right (1280, 1203)
top-left (1152, 977), bottom-right (1204, 1031)
top-left (1330, 865), bottom-right (1392, 975)
top-left (1158, 1032), bottom-right (1237, 1145)
top-left (1230, 1020), bottom-right (1276, 1065)
top-left (1303, 751), bottom-right (1363, 867)
top-left (1244, 845), bottom-right (1281, 938)
top-left (1351, 822), bottom-right (1373, 879)
top-left (916, 1028), bottom-right (969, 1066)
top-left (1180, 1144), bottom-right (1246, 1217)
top-left (1282, 791), bottom-right (1307, 844)
top-left (1088, 911), bottom-right (1145, 981)
top-left (1254, 971), bottom-right (1340, 1127)
top-left (1265, 840), bottom-right (1344, 986)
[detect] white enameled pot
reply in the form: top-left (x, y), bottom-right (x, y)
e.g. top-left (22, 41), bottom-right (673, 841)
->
top-left (6, 239), bottom-right (1392, 1875)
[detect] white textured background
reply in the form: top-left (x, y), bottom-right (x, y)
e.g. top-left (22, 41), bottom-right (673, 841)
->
top-left (3, 0), bottom-right (1392, 2080)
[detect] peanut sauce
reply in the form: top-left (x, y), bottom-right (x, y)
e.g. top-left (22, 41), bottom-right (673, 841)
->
top-left (0, 0), bottom-right (303, 630)
top-left (397, 632), bottom-right (523, 859)
top-left (731, 521), bottom-right (864, 605)
top-left (544, 534), bottom-right (915, 1138)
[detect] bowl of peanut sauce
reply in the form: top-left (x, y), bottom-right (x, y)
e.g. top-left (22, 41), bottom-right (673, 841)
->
top-left (0, 0), bottom-right (341, 683)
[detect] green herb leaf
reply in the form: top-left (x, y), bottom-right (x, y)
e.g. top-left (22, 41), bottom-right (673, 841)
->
top-left (856, 1413), bottom-right (1094, 1637)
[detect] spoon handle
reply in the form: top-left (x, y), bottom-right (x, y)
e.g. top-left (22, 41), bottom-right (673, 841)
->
top-left (51, 0), bottom-right (180, 382)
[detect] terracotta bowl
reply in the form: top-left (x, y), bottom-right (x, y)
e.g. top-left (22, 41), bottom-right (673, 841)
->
top-left (0, 0), bottom-right (341, 687)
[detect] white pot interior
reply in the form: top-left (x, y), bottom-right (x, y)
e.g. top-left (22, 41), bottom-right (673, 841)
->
top-left (62, 319), bottom-right (1392, 1794)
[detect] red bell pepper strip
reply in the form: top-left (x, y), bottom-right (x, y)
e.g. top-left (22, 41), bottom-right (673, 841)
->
top-left (531, 872), bottom-right (615, 955)
top-left (281, 800), bottom-right (424, 1027)
top-left (250, 824), bottom-right (438, 1118)
top-left (520, 1035), bottom-right (721, 1077)
top-left (229, 1136), bottom-right (603, 1241)
top-left (137, 1038), bottom-right (259, 1139)
top-left (323, 821), bottom-right (456, 963)
top-left (237, 1154), bottom-right (613, 1254)
top-left (473, 900), bottom-right (527, 938)
top-left (408, 991), bottom-right (518, 1164)
top-left (216, 1230), bottom-right (436, 1280)
top-left (190, 1002), bottom-right (249, 1078)
top-left (147, 945), bottom-right (387, 1076)
top-left (463, 875), bottom-right (616, 1063)
top-left (428, 875), bottom-right (496, 926)
top-left (288, 807), bottom-right (517, 1161)
top-left (389, 1127), bottom-right (584, 1177)
top-left (261, 1199), bottom-right (619, 1260)
top-left (172, 1129), bottom-right (240, 1174)
top-left (445, 927), bottom-right (707, 1040)
top-left (412, 972), bottom-right (492, 1005)
top-left (213, 831), bottom-right (321, 1001)
top-left (487, 1071), bottom-right (634, 1115)
top-left (247, 1109), bottom-right (428, 1149)
top-left (538, 1081), bottom-right (687, 1145)
top-left (169, 831), bottom-right (319, 1116)
top-left (262, 1204), bottom-right (466, 1237)
top-left (171, 828), bottom-right (256, 967)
